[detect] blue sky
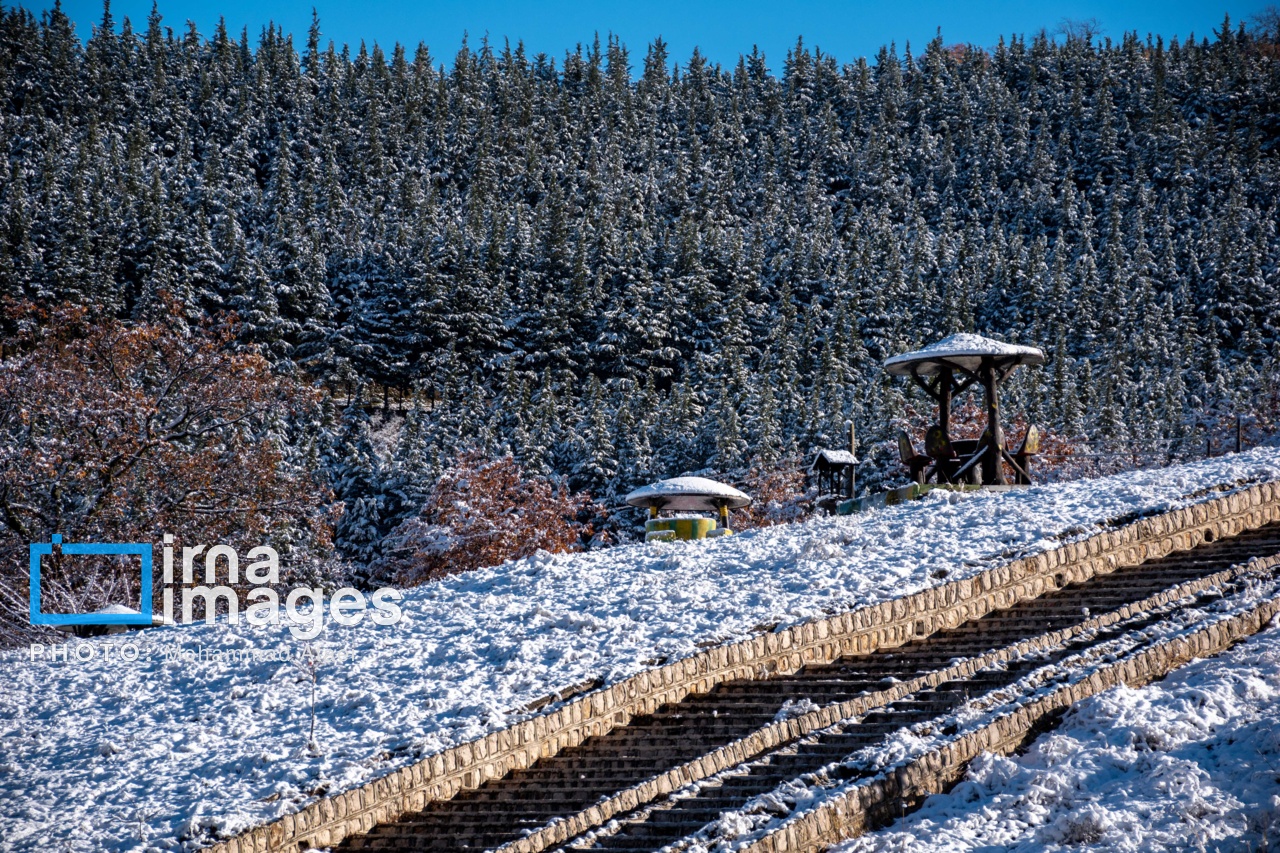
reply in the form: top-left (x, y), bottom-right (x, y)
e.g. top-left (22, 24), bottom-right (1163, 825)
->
top-left (26, 0), bottom-right (1252, 70)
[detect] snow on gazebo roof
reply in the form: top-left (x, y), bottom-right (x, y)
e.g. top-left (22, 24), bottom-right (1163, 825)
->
top-left (624, 477), bottom-right (753, 511)
top-left (883, 333), bottom-right (1045, 377)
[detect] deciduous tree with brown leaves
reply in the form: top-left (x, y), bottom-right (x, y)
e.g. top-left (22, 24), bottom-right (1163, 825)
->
top-left (0, 304), bottom-right (334, 644)
top-left (732, 459), bottom-right (812, 530)
top-left (381, 451), bottom-right (602, 585)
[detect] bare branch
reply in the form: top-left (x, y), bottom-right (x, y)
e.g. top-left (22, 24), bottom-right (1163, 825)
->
top-left (1054, 17), bottom-right (1104, 44)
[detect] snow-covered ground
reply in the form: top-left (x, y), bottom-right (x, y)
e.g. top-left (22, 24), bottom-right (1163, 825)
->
top-left (1, 448), bottom-right (1279, 853)
top-left (836, 616), bottom-right (1280, 853)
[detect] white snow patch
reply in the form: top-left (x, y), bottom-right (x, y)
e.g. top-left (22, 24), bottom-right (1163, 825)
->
top-left (773, 698), bottom-right (819, 723)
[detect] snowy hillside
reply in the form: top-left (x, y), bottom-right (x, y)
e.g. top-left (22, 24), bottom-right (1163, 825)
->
top-left (2, 449), bottom-right (1280, 852)
top-left (835, 617), bottom-right (1280, 852)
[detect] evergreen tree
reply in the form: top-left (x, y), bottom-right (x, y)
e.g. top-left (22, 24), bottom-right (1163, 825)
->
top-left (327, 395), bottom-right (387, 569)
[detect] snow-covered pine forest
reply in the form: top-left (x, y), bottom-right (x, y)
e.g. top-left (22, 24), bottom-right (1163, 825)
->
top-left (0, 6), bottom-right (1278, 570)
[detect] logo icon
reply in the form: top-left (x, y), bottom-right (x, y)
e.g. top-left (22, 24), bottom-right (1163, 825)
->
top-left (29, 534), bottom-right (153, 626)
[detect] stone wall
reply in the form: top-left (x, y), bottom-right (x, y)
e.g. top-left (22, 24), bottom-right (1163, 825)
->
top-left (495, 548), bottom-right (1280, 853)
top-left (205, 481), bottom-right (1280, 853)
top-left (733, 553), bottom-right (1280, 853)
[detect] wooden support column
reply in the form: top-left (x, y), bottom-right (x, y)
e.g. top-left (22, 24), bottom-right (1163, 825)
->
top-left (981, 358), bottom-right (1007, 486)
top-left (848, 421), bottom-right (857, 499)
top-left (937, 365), bottom-right (953, 445)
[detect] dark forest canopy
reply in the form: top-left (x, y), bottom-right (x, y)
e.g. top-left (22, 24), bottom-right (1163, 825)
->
top-left (0, 4), bottom-right (1277, 559)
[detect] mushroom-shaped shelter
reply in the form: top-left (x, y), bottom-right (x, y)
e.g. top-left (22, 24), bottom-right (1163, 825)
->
top-left (624, 477), bottom-right (752, 541)
top-left (624, 476), bottom-right (752, 511)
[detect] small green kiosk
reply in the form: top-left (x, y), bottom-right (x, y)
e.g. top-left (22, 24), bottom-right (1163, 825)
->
top-left (624, 477), bottom-right (753, 542)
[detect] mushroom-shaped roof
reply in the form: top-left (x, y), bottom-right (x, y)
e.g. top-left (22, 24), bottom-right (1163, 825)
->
top-left (883, 333), bottom-right (1045, 377)
top-left (624, 477), bottom-right (752, 511)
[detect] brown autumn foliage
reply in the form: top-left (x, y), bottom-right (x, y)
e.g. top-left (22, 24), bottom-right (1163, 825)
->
top-left (732, 458), bottom-right (813, 531)
top-left (382, 451), bottom-right (603, 585)
top-left (0, 303), bottom-right (333, 642)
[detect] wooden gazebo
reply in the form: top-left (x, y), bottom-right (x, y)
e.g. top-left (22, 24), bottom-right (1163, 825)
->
top-left (884, 334), bottom-right (1045, 486)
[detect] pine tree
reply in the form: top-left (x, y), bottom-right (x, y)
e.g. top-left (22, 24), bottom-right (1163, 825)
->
top-left (328, 394), bottom-right (387, 570)
top-left (570, 376), bottom-right (617, 495)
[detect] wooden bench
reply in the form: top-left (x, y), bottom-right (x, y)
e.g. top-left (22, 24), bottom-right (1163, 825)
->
top-left (897, 432), bottom-right (932, 485)
top-left (1008, 425), bottom-right (1040, 485)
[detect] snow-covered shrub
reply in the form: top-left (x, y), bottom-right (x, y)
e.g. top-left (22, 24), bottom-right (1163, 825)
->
top-left (733, 458), bottom-right (813, 530)
top-left (379, 451), bottom-right (603, 584)
top-left (1047, 806), bottom-right (1111, 844)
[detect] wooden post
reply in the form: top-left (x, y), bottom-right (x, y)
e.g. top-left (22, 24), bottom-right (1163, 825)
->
top-left (848, 421), bottom-right (857, 499)
top-left (937, 366), bottom-right (953, 445)
top-left (1236, 415), bottom-right (1243, 453)
top-left (718, 504), bottom-right (729, 529)
top-left (981, 358), bottom-right (1007, 486)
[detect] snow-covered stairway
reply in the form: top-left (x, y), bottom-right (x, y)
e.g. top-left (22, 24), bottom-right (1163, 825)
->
top-left (198, 480), bottom-right (1280, 853)
top-left (559, 538), bottom-right (1280, 853)
top-left (330, 508), bottom-right (1280, 853)
top-left (566, 535), bottom-right (1280, 853)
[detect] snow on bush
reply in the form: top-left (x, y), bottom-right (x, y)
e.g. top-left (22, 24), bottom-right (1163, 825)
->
top-left (732, 459), bottom-right (813, 530)
top-left (379, 451), bottom-right (604, 583)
